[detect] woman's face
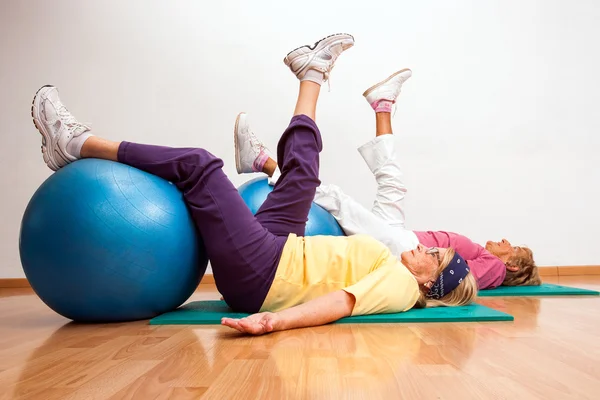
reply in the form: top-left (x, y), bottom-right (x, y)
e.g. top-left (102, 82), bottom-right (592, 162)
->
top-left (401, 244), bottom-right (443, 285)
top-left (486, 239), bottom-right (531, 271)
top-left (485, 239), bottom-right (516, 261)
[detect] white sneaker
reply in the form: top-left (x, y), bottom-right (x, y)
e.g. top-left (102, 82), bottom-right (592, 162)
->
top-left (234, 112), bottom-right (272, 174)
top-left (31, 85), bottom-right (91, 171)
top-left (284, 33), bottom-right (355, 82)
top-left (363, 68), bottom-right (412, 106)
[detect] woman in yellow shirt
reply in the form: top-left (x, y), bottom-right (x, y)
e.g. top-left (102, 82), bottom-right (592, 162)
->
top-left (31, 33), bottom-right (477, 336)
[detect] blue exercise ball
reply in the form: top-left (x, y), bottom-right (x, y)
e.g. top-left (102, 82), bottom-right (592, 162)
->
top-left (19, 159), bottom-right (208, 323)
top-left (238, 177), bottom-right (345, 236)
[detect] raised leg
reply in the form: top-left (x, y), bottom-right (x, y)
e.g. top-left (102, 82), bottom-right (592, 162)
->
top-left (361, 69), bottom-right (413, 227)
top-left (314, 184), bottom-right (419, 256)
top-left (32, 83), bottom-right (285, 313)
top-left (359, 130), bottom-right (408, 227)
top-left (255, 110), bottom-right (323, 236)
top-left (112, 142), bottom-right (287, 313)
top-left (254, 80), bottom-right (322, 236)
top-left (235, 33), bottom-right (354, 236)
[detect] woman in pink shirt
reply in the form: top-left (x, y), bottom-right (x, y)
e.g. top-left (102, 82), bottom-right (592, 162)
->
top-left (235, 68), bottom-right (541, 290)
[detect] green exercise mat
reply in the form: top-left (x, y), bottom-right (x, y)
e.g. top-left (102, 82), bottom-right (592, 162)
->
top-left (478, 283), bottom-right (599, 297)
top-left (149, 300), bottom-right (513, 325)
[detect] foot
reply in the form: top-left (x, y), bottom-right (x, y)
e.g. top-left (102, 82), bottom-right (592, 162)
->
top-left (234, 113), bottom-right (272, 174)
top-left (31, 85), bottom-right (92, 171)
top-left (363, 69), bottom-right (412, 109)
top-left (284, 33), bottom-right (355, 82)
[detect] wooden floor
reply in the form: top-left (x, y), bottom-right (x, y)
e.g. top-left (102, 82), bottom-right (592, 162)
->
top-left (0, 276), bottom-right (599, 400)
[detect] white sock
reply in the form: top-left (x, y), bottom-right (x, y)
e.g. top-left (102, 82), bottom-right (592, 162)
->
top-left (301, 69), bottom-right (324, 85)
top-left (268, 167), bottom-right (282, 186)
top-left (66, 131), bottom-right (94, 158)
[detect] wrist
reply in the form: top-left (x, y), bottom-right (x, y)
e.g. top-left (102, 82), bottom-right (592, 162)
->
top-left (273, 311), bottom-right (288, 332)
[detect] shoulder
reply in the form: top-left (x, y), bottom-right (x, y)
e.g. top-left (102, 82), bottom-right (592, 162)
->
top-left (345, 260), bottom-right (419, 315)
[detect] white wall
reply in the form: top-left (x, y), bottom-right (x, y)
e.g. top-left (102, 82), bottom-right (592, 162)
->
top-left (1, 0), bottom-right (598, 278)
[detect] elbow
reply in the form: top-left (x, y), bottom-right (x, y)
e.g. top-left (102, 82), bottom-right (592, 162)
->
top-left (340, 290), bottom-right (356, 317)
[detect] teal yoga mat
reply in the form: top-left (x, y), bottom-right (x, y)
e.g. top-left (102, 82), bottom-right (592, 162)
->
top-left (478, 283), bottom-right (599, 297)
top-left (149, 300), bottom-right (513, 325)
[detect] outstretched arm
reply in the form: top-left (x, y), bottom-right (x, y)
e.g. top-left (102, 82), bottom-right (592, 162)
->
top-left (221, 290), bottom-right (355, 335)
top-left (221, 256), bottom-right (419, 336)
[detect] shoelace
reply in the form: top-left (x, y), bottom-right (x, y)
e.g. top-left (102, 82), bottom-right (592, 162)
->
top-left (323, 65), bottom-right (336, 92)
top-left (56, 102), bottom-right (90, 134)
top-left (322, 44), bottom-right (344, 92)
top-left (248, 130), bottom-right (265, 153)
top-left (324, 71), bottom-right (332, 92)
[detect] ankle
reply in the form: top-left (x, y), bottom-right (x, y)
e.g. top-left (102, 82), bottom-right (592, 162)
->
top-left (80, 136), bottom-right (97, 158)
top-left (371, 100), bottom-right (393, 113)
top-left (300, 69), bottom-right (324, 86)
top-left (293, 81), bottom-right (320, 121)
top-left (80, 137), bottom-right (120, 162)
top-left (252, 150), bottom-right (270, 173)
top-left (375, 112), bottom-right (393, 136)
top-left (262, 157), bottom-right (278, 176)
top-left (67, 132), bottom-right (94, 159)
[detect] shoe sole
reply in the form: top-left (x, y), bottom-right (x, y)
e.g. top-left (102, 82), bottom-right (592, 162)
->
top-left (31, 84), bottom-right (59, 171)
top-left (233, 112), bottom-right (246, 174)
top-left (362, 68), bottom-right (412, 97)
top-left (284, 33), bottom-right (355, 65)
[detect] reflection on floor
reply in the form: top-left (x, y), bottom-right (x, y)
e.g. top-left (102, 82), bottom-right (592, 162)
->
top-left (0, 275), bottom-right (598, 399)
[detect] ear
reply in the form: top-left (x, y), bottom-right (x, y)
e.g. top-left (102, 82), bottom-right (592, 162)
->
top-left (506, 263), bottom-right (519, 272)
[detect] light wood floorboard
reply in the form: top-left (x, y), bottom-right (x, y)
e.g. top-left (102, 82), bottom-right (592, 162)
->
top-left (0, 277), bottom-right (599, 399)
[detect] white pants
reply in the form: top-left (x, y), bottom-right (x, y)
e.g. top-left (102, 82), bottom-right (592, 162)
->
top-left (313, 135), bottom-right (420, 257)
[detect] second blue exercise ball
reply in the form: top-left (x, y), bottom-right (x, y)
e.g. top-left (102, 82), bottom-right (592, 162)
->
top-left (19, 159), bottom-right (208, 323)
top-left (238, 177), bottom-right (344, 236)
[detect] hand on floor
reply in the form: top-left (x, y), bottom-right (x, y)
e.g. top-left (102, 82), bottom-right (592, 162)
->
top-left (221, 312), bottom-right (281, 335)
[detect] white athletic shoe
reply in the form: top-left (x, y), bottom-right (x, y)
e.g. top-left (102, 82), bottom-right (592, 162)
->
top-left (31, 85), bottom-right (91, 171)
top-left (363, 68), bottom-right (412, 107)
top-left (234, 112), bottom-right (273, 174)
top-left (284, 33), bottom-right (355, 82)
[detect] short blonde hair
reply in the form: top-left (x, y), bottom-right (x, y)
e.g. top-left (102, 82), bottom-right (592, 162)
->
top-left (413, 248), bottom-right (478, 308)
top-left (502, 247), bottom-right (541, 286)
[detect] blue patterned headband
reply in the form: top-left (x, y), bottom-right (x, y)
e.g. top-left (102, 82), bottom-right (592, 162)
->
top-left (425, 253), bottom-right (470, 300)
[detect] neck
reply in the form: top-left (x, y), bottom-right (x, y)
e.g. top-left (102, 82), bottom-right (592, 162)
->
top-left (490, 250), bottom-right (512, 263)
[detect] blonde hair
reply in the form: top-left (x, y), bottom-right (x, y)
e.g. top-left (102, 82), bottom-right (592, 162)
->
top-left (413, 248), bottom-right (478, 308)
top-left (502, 247), bottom-right (542, 286)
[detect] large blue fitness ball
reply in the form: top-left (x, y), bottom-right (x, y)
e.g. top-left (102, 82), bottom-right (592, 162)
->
top-left (19, 159), bottom-right (208, 323)
top-left (238, 177), bottom-right (345, 236)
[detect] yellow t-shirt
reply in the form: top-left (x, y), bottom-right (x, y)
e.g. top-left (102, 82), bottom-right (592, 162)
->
top-left (260, 233), bottom-right (420, 316)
